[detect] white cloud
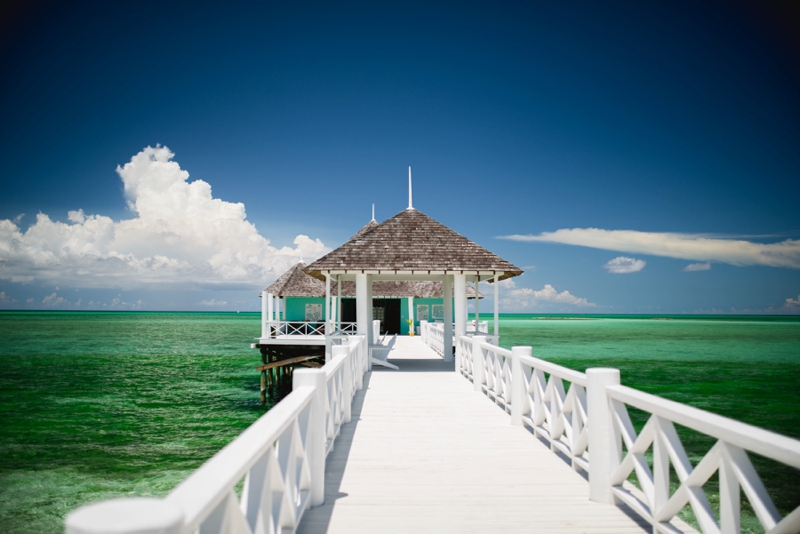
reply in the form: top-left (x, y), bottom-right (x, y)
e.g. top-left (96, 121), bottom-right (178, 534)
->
top-left (42, 292), bottom-right (65, 307)
top-left (0, 146), bottom-right (330, 290)
top-left (603, 256), bottom-right (646, 274)
top-left (0, 291), bottom-right (15, 303)
top-left (500, 228), bottom-right (800, 268)
top-left (785, 295), bottom-right (800, 310)
top-left (683, 262), bottom-right (711, 272)
top-left (200, 299), bottom-right (228, 306)
top-left (499, 280), bottom-right (595, 311)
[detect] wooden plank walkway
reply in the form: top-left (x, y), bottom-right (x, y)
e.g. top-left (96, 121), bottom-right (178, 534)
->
top-left (298, 337), bottom-right (650, 533)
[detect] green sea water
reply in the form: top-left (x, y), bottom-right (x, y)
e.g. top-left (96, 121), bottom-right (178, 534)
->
top-left (1, 312), bottom-right (798, 533)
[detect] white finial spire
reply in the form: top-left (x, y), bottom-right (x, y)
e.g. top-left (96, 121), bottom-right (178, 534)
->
top-left (371, 203), bottom-right (375, 222)
top-left (408, 166), bottom-right (413, 210)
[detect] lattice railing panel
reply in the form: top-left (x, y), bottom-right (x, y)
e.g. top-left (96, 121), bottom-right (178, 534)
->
top-left (519, 358), bottom-right (589, 472)
top-left (608, 387), bottom-right (800, 534)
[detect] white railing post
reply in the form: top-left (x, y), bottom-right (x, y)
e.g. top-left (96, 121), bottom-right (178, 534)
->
top-left (261, 292), bottom-right (268, 339)
top-left (65, 498), bottom-right (183, 534)
top-left (293, 369), bottom-right (326, 507)
top-left (472, 335), bottom-right (486, 392)
top-left (510, 346), bottom-right (531, 426)
top-left (587, 367), bottom-right (621, 504)
top-left (333, 345), bottom-right (352, 423)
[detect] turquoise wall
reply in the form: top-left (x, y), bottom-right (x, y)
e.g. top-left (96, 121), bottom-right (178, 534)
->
top-left (284, 297), bottom-right (326, 321)
top-left (400, 298), bottom-right (451, 335)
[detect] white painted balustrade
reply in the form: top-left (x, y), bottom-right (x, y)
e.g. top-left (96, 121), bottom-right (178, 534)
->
top-left (442, 333), bottom-right (800, 534)
top-left (426, 322), bottom-right (445, 357)
top-left (66, 335), bottom-right (368, 534)
top-left (260, 320), bottom-right (357, 339)
top-left (466, 320), bottom-right (489, 334)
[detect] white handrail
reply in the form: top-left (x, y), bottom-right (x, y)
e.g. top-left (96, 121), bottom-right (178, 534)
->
top-left (66, 335), bottom-right (369, 534)
top-left (457, 335), bottom-right (589, 473)
top-left (604, 384), bottom-right (800, 534)
top-left (453, 335), bottom-right (800, 534)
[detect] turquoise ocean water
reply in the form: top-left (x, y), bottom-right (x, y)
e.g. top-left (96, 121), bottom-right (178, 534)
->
top-left (1, 312), bottom-right (798, 533)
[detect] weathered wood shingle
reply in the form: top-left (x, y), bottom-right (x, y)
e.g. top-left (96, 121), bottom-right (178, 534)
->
top-left (266, 263), bottom-right (481, 298)
top-left (266, 262), bottom-right (324, 297)
top-left (305, 208), bottom-right (522, 280)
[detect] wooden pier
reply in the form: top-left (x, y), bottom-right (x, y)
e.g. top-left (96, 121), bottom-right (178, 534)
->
top-left (298, 336), bottom-right (652, 533)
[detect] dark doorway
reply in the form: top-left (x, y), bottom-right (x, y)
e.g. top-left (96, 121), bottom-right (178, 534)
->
top-left (373, 298), bottom-right (401, 334)
top-left (339, 298), bottom-right (401, 335)
top-left (341, 299), bottom-right (356, 323)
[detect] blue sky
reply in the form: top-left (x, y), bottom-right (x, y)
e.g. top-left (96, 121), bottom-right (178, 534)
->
top-left (0, 1), bottom-right (798, 313)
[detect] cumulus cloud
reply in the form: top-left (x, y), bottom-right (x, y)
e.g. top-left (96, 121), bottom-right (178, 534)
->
top-left (499, 279), bottom-right (595, 310)
top-left (500, 228), bottom-right (800, 268)
top-left (0, 291), bottom-right (15, 303)
top-left (603, 256), bottom-right (646, 274)
top-left (683, 262), bottom-right (711, 272)
top-left (785, 295), bottom-right (800, 310)
top-left (0, 146), bottom-right (330, 290)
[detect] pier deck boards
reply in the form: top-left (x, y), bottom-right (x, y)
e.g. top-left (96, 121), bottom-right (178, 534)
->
top-left (298, 337), bottom-right (650, 533)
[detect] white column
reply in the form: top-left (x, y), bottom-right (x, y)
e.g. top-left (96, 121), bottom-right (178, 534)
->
top-left (356, 273), bottom-right (369, 341)
top-left (267, 291), bottom-right (274, 322)
top-left (443, 275), bottom-right (453, 362)
top-left (474, 276), bottom-right (480, 329)
top-left (325, 274), bottom-right (331, 335)
top-left (261, 291), bottom-right (268, 339)
top-left (587, 367), bottom-right (622, 504)
top-left (293, 369), bottom-right (327, 507)
top-left (366, 275), bottom-right (373, 345)
top-left (337, 276), bottom-right (342, 330)
top-left (493, 273), bottom-right (500, 338)
top-left (454, 273), bottom-right (466, 341)
top-left (408, 296), bottom-right (414, 334)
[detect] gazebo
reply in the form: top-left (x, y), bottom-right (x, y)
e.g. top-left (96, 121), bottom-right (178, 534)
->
top-left (304, 175), bottom-right (522, 361)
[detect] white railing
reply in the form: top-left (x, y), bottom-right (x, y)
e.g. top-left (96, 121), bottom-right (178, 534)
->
top-left (65, 335), bottom-right (369, 534)
top-left (426, 322), bottom-right (445, 357)
top-left (455, 335), bottom-right (800, 534)
top-left (260, 320), bottom-right (358, 339)
top-left (457, 335), bottom-right (589, 472)
top-left (466, 320), bottom-right (489, 334)
top-left (335, 321), bottom-right (358, 335)
top-left (603, 382), bottom-right (800, 534)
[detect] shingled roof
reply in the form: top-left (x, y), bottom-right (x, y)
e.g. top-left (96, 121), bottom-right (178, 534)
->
top-left (266, 263), bottom-right (481, 298)
top-left (305, 208), bottom-right (522, 281)
top-left (266, 262), bottom-right (322, 297)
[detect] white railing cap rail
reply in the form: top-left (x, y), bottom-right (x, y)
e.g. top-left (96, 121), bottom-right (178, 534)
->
top-left (324, 352), bottom-right (346, 378)
top-left (606, 384), bottom-right (800, 469)
top-left (166, 386), bottom-right (315, 530)
top-left (478, 340), bottom-right (512, 359)
top-left (469, 336), bottom-right (586, 386)
top-left (518, 353), bottom-right (587, 386)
